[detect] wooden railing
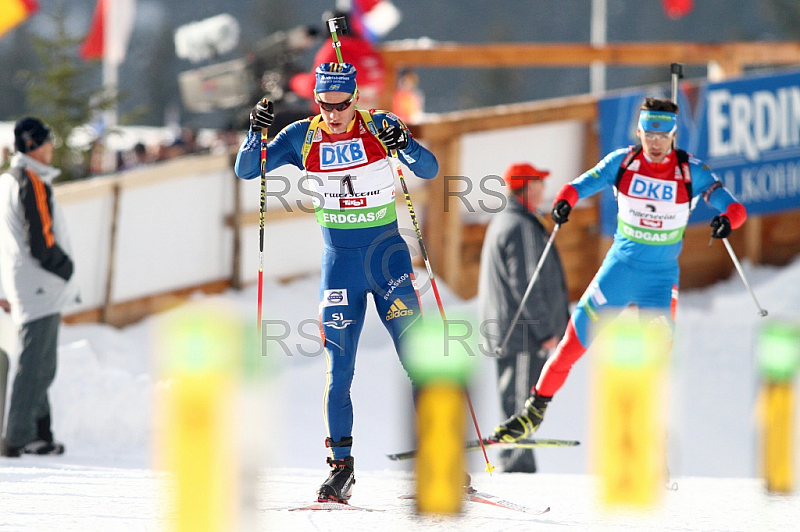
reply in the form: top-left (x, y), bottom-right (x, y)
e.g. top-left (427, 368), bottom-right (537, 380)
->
top-left (376, 41), bottom-right (800, 298)
top-left (378, 41), bottom-right (800, 109)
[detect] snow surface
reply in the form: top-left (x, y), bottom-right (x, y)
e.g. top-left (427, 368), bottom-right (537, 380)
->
top-left (2, 252), bottom-right (800, 531)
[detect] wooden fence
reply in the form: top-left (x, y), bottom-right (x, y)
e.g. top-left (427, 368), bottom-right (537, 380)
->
top-left (380, 41), bottom-right (800, 299)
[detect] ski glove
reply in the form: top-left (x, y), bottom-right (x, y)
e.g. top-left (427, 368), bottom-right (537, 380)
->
top-left (710, 214), bottom-right (732, 239)
top-left (377, 125), bottom-right (409, 151)
top-left (552, 200), bottom-right (572, 225)
top-left (250, 99), bottom-right (274, 132)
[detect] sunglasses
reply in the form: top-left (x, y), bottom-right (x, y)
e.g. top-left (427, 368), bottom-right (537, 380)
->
top-left (315, 94), bottom-right (355, 112)
top-left (643, 131), bottom-right (672, 141)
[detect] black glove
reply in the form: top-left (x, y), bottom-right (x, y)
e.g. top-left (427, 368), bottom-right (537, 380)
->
top-left (551, 199), bottom-right (572, 224)
top-left (377, 124), bottom-right (409, 151)
top-left (710, 214), bottom-right (732, 239)
top-left (250, 99), bottom-right (274, 132)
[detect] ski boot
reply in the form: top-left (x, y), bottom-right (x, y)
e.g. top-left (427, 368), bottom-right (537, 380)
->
top-left (493, 393), bottom-right (551, 443)
top-left (317, 456), bottom-right (355, 502)
top-left (463, 471), bottom-right (474, 494)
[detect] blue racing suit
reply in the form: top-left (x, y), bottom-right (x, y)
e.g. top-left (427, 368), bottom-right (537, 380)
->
top-left (235, 110), bottom-right (438, 458)
top-left (536, 146), bottom-right (745, 397)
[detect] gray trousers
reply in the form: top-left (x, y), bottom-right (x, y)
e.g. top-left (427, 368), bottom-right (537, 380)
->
top-left (0, 347), bottom-right (8, 436)
top-left (5, 313), bottom-right (60, 448)
top-left (496, 348), bottom-right (547, 473)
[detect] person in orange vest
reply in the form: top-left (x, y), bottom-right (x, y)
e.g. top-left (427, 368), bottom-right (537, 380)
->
top-left (391, 69), bottom-right (424, 123)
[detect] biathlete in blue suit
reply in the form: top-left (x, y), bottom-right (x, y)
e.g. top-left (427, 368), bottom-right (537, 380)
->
top-left (493, 97), bottom-right (747, 441)
top-left (235, 62), bottom-right (438, 502)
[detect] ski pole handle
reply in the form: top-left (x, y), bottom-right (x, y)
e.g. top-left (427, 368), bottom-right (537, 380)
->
top-left (670, 63), bottom-right (683, 103)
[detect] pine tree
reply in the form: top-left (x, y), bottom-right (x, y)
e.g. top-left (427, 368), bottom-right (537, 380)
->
top-left (18, 7), bottom-right (116, 181)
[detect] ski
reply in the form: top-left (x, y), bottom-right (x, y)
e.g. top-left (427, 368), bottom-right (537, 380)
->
top-left (387, 437), bottom-right (580, 461)
top-left (288, 501), bottom-right (383, 512)
top-left (399, 489), bottom-right (550, 516)
top-left (465, 488), bottom-right (550, 515)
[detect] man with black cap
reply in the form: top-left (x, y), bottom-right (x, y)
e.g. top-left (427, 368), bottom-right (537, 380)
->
top-left (477, 162), bottom-right (570, 473)
top-left (0, 117), bottom-right (79, 457)
top-left (236, 62), bottom-right (438, 502)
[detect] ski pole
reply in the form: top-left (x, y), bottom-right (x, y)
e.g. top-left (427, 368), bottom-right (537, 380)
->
top-left (382, 120), bottom-right (494, 473)
top-left (382, 119), bottom-right (446, 321)
top-left (257, 100), bottom-right (270, 332)
top-left (722, 237), bottom-right (768, 317)
top-left (327, 16), bottom-right (348, 64)
top-left (494, 224), bottom-right (561, 356)
top-left (670, 63), bottom-right (683, 150)
top-left (673, 60), bottom-right (766, 318)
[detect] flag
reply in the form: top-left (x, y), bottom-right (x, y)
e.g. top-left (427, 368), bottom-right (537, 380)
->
top-left (80, 0), bottom-right (105, 60)
top-left (80, 0), bottom-right (136, 63)
top-left (0, 0), bottom-right (38, 39)
top-left (351, 0), bottom-right (401, 43)
top-left (661, 0), bottom-right (693, 19)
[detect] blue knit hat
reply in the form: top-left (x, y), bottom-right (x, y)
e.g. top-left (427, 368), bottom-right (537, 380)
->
top-left (314, 62), bottom-right (358, 94)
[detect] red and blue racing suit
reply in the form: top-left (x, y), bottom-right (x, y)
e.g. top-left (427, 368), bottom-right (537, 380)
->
top-left (535, 147), bottom-right (746, 397)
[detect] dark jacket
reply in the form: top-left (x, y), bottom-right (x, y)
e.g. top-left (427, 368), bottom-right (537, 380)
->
top-left (477, 194), bottom-right (570, 357)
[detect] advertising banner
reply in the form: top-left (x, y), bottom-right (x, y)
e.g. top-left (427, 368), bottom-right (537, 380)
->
top-left (597, 69), bottom-right (800, 236)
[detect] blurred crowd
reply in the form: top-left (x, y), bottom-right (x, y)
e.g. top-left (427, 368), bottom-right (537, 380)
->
top-left (0, 125), bottom-right (244, 181)
top-left (89, 126), bottom-right (243, 175)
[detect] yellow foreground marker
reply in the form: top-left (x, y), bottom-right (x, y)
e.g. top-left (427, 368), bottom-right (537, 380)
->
top-left (405, 317), bottom-right (477, 516)
top-left (757, 321), bottom-right (800, 494)
top-left (591, 315), bottom-right (670, 508)
top-left (155, 302), bottom-right (257, 532)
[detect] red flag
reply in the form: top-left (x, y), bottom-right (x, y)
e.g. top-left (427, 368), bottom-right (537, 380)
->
top-left (0, 0), bottom-right (39, 38)
top-left (80, 0), bottom-right (136, 63)
top-left (355, 0), bottom-right (380, 11)
top-left (80, 0), bottom-right (105, 60)
top-left (661, 0), bottom-right (693, 19)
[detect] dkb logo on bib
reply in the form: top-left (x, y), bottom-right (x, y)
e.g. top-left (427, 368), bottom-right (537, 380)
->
top-left (629, 174), bottom-right (677, 202)
top-left (320, 139), bottom-right (367, 170)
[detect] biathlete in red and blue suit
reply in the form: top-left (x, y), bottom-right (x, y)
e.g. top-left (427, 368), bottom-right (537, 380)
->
top-left (235, 62), bottom-right (438, 502)
top-left (493, 97), bottom-right (747, 442)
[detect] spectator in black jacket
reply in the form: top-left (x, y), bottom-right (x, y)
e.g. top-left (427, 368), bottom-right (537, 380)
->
top-left (477, 162), bottom-right (570, 472)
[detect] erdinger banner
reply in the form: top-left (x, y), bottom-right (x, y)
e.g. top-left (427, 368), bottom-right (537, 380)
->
top-left (597, 69), bottom-right (800, 237)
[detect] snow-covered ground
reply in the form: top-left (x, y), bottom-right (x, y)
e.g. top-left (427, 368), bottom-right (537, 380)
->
top-left (2, 251), bottom-right (800, 531)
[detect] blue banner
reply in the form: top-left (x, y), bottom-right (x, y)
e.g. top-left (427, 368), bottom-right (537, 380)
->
top-left (597, 69), bottom-right (800, 236)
